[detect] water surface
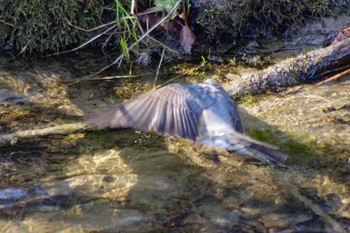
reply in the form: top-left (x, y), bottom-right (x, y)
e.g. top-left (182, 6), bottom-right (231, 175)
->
top-left (0, 51), bottom-right (349, 232)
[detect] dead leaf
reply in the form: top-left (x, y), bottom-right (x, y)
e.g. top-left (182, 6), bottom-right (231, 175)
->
top-left (330, 26), bottom-right (350, 45)
top-left (180, 25), bottom-right (196, 54)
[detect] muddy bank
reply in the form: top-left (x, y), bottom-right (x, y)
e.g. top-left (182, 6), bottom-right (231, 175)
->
top-left (190, 1), bottom-right (350, 53)
top-left (1, 0), bottom-right (349, 59)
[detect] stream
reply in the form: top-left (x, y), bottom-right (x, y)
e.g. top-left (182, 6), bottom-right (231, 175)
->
top-left (0, 45), bottom-right (349, 232)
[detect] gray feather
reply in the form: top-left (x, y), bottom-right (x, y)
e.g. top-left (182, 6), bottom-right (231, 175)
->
top-left (86, 79), bottom-right (287, 165)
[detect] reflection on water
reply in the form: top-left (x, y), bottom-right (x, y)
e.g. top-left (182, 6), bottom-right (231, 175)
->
top-left (0, 53), bottom-right (349, 232)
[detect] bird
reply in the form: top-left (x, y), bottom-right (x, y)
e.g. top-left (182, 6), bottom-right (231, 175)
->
top-left (87, 79), bottom-right (287, 165)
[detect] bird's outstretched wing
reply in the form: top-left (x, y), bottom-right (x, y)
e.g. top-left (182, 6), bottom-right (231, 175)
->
top-left (86, 84), bottom-right (200, 141)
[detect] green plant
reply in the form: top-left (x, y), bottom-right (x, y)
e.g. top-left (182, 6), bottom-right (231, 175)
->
top-left (0, 0), bottom-right (104, 53)
top-left (114, 0), bottom-right (139, 59)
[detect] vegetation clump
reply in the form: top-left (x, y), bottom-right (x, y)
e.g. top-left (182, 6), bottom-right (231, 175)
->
top-left (190, 0), bottom-right (350, 43)
top-left (0, 0), bottom-right (349, 55)
top-left (0, 0), bottom-right (105, 53)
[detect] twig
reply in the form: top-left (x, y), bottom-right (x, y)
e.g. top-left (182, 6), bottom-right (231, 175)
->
top-left (0, 19), bottom-right (14, 27)
top-left (136, 7), bottom-right (164, 16)
top-left (315, 64), bottom-right (350, 78)
top-left (18, 38), bottom-right (34, 55)
top-left (67, 0), bottom-right (182, 85)
top-left (109, 0), bottom-right (181, 65)
top-left (150, 62), bottom-right (204, 91)
top-left (131, 0), bottom-right (137, 15)
top-left (146, 35), bottom-right (180, 54)
top-left (288, 186), bottom-right (346, 233)
top-left (273, 173), bottom-right (346, 233)
top-left (61, 75), bottom-right (141, 83)
top-left (0, 123), bottom-right (87, 145)
top-left (102, 26), bottom-right (119, 54)
top-left (155, 47), bottom-right (165, 84)
top-left (150, 73), bottom-right (187, 91)
top-left (65, 18), bottom-right (116, 33)
top-left (317, 67), bottom-right (350, 85)
top-left (48, 24), bottom-right (117, 57)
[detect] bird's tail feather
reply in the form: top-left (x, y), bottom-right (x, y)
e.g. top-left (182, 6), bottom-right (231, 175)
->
top-left (225, 134), bottom-right (288, 165)
top-left (243, 142), bottom-right (287, 165)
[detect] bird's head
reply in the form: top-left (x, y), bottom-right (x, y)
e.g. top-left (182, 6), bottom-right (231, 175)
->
top-left (204, 79), bottom-right (221, 87)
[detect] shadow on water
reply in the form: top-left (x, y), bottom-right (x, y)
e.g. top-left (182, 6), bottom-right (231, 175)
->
top-left (1, 115), bottom-right (349, 232)
top-left (0, 53), bottom-right (349, 232)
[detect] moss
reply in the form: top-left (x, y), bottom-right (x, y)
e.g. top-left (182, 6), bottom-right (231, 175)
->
top-left (0, 0), bottom-right (105, 53)
top-left (190, 0), bottom-right (349, 44)
top-left (241, 95), bottom-right (257, 107)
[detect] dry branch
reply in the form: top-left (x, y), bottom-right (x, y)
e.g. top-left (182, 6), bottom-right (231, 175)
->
top-left (230, 38), bottom-right (350, 97)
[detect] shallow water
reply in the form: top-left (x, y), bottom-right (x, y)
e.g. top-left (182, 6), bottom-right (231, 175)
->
top-left (0, 50), bottom-right (349, 232)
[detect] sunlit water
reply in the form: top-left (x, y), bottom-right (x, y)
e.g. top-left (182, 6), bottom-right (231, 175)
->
top-left (0, 51), bottom-right (349, 232)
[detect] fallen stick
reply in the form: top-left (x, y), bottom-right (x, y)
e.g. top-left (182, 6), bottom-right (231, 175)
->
top-left (0, 123), bottom-right (87, 145)
top-left (317, 67), bottom-right (350, 85)
top-left (230, 38), bottom-right (350, 97)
